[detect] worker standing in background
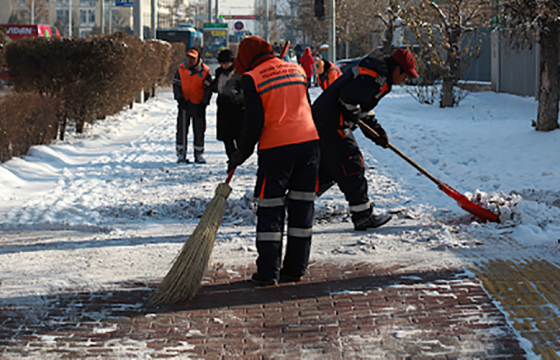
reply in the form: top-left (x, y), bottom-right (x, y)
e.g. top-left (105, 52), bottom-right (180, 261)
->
top-left (173, 47), bottom-right (213, 164)
top-left (314, 58), bottom-right (342, 91)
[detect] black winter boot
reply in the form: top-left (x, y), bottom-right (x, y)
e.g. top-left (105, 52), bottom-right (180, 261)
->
top-left (353, 213), bottom-right (392, 231)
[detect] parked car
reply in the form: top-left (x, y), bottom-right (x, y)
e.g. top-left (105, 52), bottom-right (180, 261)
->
top-left (1, 24), bottom-right (61, 85)
top-left (334, 57), bottom-right (362, 74)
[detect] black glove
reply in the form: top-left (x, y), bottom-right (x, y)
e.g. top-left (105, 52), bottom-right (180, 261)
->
top-left (178, 98), bottom-right (188, 109)
top-left (227, 151), bottom-right (246, 172)
top-left (359, 117), bottom-right (389, 148)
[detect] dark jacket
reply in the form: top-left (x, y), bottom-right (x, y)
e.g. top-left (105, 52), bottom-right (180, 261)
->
top-left (210, 65), bottom-right (244, 141)
top-left (312, 55), bottom-right (393, 133)
top-left (173, 57), bottom-right (213, 108)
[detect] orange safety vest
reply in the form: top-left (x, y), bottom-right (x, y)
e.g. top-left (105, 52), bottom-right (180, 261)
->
top-left (177, 63), bottom-right (211, 105)
top-left (318, 63), bottom-right (342, 91)
top-left (246, 57), bottom-right (319, 150)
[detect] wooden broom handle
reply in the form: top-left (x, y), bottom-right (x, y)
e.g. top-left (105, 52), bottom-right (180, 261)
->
top-left (357, 120), bottom-right (445, 188)
top-left (279, 40), bottom-right (290, 59)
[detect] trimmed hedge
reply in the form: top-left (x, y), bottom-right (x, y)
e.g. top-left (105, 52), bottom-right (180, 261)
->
top-left (0, 92), bottom-right (59, 162)
top-left (5, 32), bottom-right (182, 137)
top-left (1, 33), bottom-right (186, 163)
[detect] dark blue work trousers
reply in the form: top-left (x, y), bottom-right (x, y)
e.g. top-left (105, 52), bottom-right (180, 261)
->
top-left (254, 140), bottom-right (320, 281)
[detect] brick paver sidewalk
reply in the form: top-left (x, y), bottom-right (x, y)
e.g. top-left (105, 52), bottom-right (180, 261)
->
top-left (1, 262), bottom-right (527, 359)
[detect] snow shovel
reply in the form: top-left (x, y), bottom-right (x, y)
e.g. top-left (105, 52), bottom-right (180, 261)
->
top-left (358, 120), bottom-right (499, 223)
top-left (148, 169), bottom-right (236, 305)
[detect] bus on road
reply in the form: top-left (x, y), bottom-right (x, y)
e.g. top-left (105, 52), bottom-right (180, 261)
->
top-left (156, 25), bottom-right (202, 49)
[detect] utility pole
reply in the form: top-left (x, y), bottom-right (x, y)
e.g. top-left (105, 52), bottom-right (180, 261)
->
top-left (133, 0), bottom-right (144, 103)
top-left (133, 0), bottom-right (143, 39)
top-left (328, 0), bottom-right (335, 62)
top-left (100, 0), bottom-right (105, 34)
top-left (215, 0), bottom-right (218, 22)
top-left (31, 0), bottom-right (34, 24)
top-left (108, 0), bottom-right (112, 33)
top-left (265, 0), bottom-right (269, 42)
top-left (151, 0), bottom-right (157, 39)
top-left (208, 0), bottom-right (212, 23)
top-left (68, 0), bottom-right (72, 36)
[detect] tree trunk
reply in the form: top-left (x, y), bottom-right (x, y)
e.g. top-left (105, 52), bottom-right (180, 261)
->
top-left (440, 75), bottom-right (454, 107)
top-left (59, 118), bottom-right (66, 141)
top-left (76, 118), bottom-right (84, 134)
top-left (440, 28), bottom-right (460, 108)
top-left (440, 47), bottom-right (457, 108)
top-left (536, 20), bottom-right (560, 132)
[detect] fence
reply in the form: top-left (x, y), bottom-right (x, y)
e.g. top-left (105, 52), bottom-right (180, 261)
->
top-left (461, 27), bottom-right (492, 83)
top-left (491, 29), bottom-right (540, 97)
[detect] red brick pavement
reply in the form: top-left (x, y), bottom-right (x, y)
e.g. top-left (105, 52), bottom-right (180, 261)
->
top-left (1, 262), bottom-right (526, 359)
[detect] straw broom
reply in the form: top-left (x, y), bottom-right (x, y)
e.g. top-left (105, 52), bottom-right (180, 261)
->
top-left (148, 171), bottom-right (234, 305)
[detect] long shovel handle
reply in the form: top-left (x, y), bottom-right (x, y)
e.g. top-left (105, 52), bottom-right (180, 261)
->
top-left (357, 120), bottom-right (445, 188)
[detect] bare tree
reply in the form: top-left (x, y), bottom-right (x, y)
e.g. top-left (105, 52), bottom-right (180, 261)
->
top-left (287, 0), bottom-right (385, 58)
top-left (286, 0), bottom-right (327, 51)
top-left (376, 0), bottom-right (408, 56)
top-left (501, 0), bottom-right (560, 132)
top-left (185, 0), bottom-right (207, 30)
top-left (11, 0), bottom-right (49, 24)
top-left (336, 0), bottom-right (385, 58)
top-left (255, 5), bottom-right (283, 44)
top-left (402, 0), bottom-right (490, 108)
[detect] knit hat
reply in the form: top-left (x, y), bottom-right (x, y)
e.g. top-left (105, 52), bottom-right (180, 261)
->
top-left (391, 49), bottom-right (419, 78)
top-left (233, 36), bottom-right (275, 74)
top-left (217, 49), bottom-right (235, 63)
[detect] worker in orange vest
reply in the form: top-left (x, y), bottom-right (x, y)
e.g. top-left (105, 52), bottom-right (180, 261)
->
top-left (314, 58), bottom-right (342, 90)
top-left (172, 47), bottom-right (213, 164)
top-left (312, 49), bottom-right (419, 231)
top-left (228, 37), bottom-right (320, 286)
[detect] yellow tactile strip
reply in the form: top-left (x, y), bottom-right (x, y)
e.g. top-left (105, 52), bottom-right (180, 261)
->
top-left (472, 257), bottom-right (560, 360)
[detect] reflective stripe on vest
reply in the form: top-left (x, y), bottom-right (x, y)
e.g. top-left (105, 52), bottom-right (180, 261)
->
top-left (357, 66), bottom-right (389, 97)
top-left (246, 58), bottom-right (319, 150)
top-left (177, 63), bottom-right (210, 105)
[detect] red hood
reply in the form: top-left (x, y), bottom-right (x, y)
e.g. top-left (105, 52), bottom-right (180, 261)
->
top-left (233, 36), bottom-right (275, 74)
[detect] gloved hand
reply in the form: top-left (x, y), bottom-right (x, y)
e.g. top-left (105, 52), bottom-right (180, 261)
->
top-left (227, 151), bottom-right (246, 172)
top-left (359, 117), bottom-right (389, 148)
top-left (177, 98), bottom-right (188, 109)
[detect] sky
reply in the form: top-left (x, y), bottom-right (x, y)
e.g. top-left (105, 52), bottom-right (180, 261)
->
top-left (1, 85), bottom-right (559, 357)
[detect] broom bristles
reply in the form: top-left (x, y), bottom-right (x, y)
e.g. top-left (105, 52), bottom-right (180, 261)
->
top-left (148, 182), bottom-right (232, 305)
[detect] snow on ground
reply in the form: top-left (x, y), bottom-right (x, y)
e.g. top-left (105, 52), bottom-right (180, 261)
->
top-left (0, 86), bottom-right (559, 305)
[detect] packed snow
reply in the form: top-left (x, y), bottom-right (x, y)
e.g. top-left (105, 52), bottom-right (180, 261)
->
top-left (1, 86), bottom-right (559, 341)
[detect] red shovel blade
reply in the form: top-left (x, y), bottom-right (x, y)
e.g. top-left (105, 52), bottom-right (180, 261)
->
top-left (439, 184), bottom-right (500, 223)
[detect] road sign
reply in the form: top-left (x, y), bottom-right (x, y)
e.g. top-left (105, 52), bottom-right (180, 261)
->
top-left (219, 15), bottom-right (256, 20)
top-left (234, 21), bottom-right (244, 31)
top-left (116, 0), bottom-right (133, 6)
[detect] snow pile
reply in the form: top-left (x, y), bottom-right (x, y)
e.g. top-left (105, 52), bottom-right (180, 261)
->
top-left (465, 190), bottom-right (522, 224)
